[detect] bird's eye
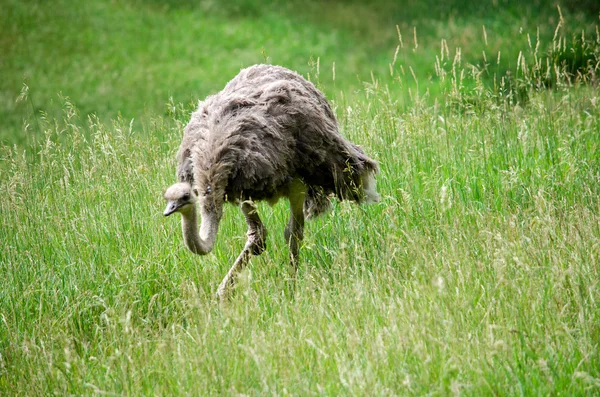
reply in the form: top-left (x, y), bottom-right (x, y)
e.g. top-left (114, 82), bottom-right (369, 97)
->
top-left (182, 193), bottom-right (190, 200)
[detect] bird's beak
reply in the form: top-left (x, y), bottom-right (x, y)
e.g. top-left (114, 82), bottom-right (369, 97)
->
top-left (163, 201), bottom-right (179, 216)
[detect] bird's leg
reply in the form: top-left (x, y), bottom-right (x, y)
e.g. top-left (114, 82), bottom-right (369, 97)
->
top-left (217, 201), bottom-right (266, 301)
top-left (284, 179), bottom-right (306, 280)
top-left (242, 200), bottom-right (267, 255)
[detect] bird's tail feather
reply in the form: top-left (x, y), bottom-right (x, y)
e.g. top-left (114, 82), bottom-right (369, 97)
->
top-left (360, 169), bottom-right (380, 204)
top-left (304, 186), bottom-right (332, 219)
top-left (304, 161), bottom-right (379, 219)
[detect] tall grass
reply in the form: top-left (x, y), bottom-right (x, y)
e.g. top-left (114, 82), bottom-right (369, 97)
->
top-left (1, 6), bottom-right (600, 397)
top-left (3, 0), bottom-right (598, 145)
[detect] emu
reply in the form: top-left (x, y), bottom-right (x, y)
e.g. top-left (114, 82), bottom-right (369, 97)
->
top-left (163, 64), bottom-right (379, 300)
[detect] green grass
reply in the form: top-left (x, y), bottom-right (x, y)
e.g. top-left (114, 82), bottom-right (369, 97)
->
top-left (2, 0), bottom-right (598, 145)
top-left (1, 0), bottom-right (600, 395)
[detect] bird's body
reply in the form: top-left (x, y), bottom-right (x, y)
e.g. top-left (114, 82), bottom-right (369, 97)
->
top-left (177, 64), bottom-right (378, 214)
top-left (164, 64), bottom-right (379, 300)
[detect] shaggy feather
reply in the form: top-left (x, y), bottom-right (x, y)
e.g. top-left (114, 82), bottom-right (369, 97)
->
top-left (176, 64), bottom-right (379, 217)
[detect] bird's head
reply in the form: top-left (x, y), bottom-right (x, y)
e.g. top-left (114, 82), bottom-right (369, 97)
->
top-left (163, 182), bottom-right (199, 216)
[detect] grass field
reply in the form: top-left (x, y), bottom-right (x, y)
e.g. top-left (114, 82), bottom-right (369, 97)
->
top-left (1, 0), bottom-right (600, 395)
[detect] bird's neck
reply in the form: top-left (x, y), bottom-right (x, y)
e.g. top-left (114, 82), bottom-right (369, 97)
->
top-left (180, 204), bottom-right (218, 255)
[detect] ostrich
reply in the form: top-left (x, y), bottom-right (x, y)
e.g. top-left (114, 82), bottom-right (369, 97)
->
top-left (163, 64), bottom-right (379, 300)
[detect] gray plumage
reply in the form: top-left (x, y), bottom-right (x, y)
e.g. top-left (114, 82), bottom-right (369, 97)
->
top-left (177, 64), bottom-right (378, 215)
top-left (164, 64), bottom-right (379, 300)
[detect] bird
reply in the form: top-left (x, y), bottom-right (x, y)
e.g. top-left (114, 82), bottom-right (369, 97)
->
top-left (163, 64), bottom-right (379, 300)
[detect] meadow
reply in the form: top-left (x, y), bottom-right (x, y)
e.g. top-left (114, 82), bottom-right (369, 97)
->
top-left (1, 0), bottom-right (599, 395)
